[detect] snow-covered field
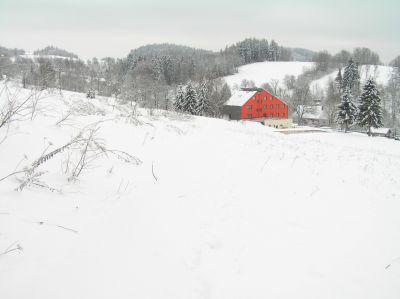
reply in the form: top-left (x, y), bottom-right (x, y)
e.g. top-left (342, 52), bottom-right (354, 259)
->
top-left (310, 65), bottom-right (395, 93)
top-left (224, 61), bottom-right (314, 89)
top-left (1, 82), bottom-right (400, 299)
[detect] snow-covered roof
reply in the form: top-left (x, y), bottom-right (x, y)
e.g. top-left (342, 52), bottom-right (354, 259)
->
top-left (371, 127), bottom-right (391, 134)
top-left (225, 90), bottom-right (257, 107)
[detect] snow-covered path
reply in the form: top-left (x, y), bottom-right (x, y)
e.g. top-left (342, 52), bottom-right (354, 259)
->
top-left (0, 86), bottom-right (400, 299)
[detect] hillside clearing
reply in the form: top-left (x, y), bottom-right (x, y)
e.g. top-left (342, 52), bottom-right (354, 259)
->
top-left (223, 61), bottom-right (314, 89)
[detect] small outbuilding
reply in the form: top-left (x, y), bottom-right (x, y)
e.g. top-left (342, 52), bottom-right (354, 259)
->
top-left (370, 127), bottom-right (394, 138)
top-left (296, 105), bottom-right (329, 127)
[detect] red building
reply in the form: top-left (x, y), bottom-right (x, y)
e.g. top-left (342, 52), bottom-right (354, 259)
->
top-left (223, 88), bottom-right (288, 120)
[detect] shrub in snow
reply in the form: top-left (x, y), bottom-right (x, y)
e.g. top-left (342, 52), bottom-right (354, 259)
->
top-left (86, 88), bottom-right (96, 99)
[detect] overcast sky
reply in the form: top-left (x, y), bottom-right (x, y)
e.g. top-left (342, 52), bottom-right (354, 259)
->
top-left (1, 0), bottom-right (399, 63)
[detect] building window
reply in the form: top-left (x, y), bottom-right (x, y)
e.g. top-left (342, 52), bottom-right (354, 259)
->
top-left (282, 113), bottom-right (285, 117)
top-left (263, 105), bottom-right (267, 109)
top-left (270, 96), bottom-right (273, 101)
top-left (276, 104), bottom-right (280, 109)
top-left (270, 104), bottom-right (273, 109)
top-left (276, 113), bottom-right (279, 117)
top-left (246, 105), bottom-right (252, 110)
top-left (264, 96), bottom-right (267, 101)
top-left (270, 113), bottom-right (274, 118)
top-left (263, 113), bottom-right (267, 117)
top-left (247, 114), bottom-right (252, 119)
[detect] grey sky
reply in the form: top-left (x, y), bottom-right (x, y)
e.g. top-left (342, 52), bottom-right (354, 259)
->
top-left (1, 0), bottom-right (399, 63)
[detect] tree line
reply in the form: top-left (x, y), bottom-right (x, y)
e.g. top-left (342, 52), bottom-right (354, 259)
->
top-left (0, 39), bottom-right (297, 117)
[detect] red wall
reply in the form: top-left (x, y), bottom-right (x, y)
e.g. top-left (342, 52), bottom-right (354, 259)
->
top-left (240, 90), bottom-right (288, 119)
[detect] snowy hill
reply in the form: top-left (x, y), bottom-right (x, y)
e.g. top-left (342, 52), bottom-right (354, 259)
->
top-left (223, 61), bottom-right (314, 89)
top-left (20, 53), bottom-right (79, 61)
top-left (310, 65), bottom-right (395, 93)
top-left (1, 82), bottom-right (400, 299)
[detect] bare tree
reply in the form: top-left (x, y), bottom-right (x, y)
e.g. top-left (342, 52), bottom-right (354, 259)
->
top-left (269, 79), bottom-right (280, 95)
top-left (0, 84), bottom-right (34, 131)
top-left (290, 81), bottom-right (315, 125)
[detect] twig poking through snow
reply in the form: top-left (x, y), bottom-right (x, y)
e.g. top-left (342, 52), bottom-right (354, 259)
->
top-left (0, 241), bottom-right (23, 257)
top-left (152, 161), bottom-right (158, 182)
top-left (290, 155), bottom-right (299, 167)
top-left (260, 156), bottom-right (271, 172)
top-left (37, 221), bottom-right (78, 234)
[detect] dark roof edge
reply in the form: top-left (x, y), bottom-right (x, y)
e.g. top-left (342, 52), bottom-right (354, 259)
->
top-left (240, 87), bottom-right (263, 92)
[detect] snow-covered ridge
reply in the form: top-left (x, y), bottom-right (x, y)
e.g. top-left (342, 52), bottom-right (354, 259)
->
top-left (20, 53), bottom-right (79, 61)
top-left (223, 61), bottom-right (314, 89)
top-left (1, 82), bottom-right (400, 299)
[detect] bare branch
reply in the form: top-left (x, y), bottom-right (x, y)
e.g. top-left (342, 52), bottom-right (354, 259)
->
top-left (152, 161), bottom-right (158, 182)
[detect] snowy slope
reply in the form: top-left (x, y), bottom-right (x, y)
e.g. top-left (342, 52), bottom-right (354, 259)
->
top-left (1, 82), bottom-right (400, 299)
top-left (224, 61), bottom-right (314, 89)
top-left (20, 53), bottom-right (78, 61)
top-left (310, 65), bottom-right (395, 93)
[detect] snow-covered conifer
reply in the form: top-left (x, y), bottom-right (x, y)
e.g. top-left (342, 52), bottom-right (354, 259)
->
top-left (183, 81), bottom-right (197, 115)
top-left (342, 59), bottom-right (360, 92)
top-left (337, 88), bottom-right (357, 132)
top-left (195, 80), bottom-right (208, 116)
top-left (173, 85), bottom-right (185, 112)
top-left (357, 79), bottom-right (383, 136)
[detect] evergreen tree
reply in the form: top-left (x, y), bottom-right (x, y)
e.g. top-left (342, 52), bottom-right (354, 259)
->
top-left (357, 79), bottom-right (383, 136)
top-left (162, 56), bottom-right (174, 85)
top-left (38, 59), bottom-right (56, 89)
top-left (152, 56), bottom-right (164, 81)
top-left (183, 81), bottom-right (197, 114)
top-left (342, 59), bottom-right (360, 93)
top-left (268, 40), bottom-right (279, 61)
top-left (173, 85), bottom-right (185, 112)
top-left (337, 88), bottom-right (357, 132)
top-left (195, 80), bottom-right (208, 116)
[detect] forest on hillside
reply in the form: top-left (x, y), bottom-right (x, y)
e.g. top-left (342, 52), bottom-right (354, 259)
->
top-left (0, 38), bottom-right (399, 128)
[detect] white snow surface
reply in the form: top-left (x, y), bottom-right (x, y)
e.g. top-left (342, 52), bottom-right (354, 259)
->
top-left (225, 89), bottom-right (256, 106)
top-left (310, 65), bottom-right (395, 93)
top-left (224, 61), bottom-right (314, 89)
top-left (1, 82), bottom-right (400, 299)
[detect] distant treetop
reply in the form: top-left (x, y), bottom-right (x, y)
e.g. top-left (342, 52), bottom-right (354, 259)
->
top-left (33, 46), bottom-right (78, 59)
top-left (0, 45), bottom-right (25, 57)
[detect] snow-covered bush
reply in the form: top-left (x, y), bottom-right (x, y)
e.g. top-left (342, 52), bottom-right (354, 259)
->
top-left (86, 88), bottom-right (96, 99)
